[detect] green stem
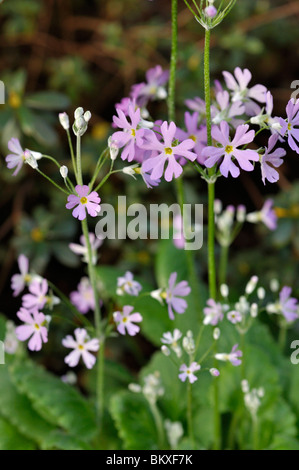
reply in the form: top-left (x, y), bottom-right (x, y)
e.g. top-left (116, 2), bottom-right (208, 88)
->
top-left (35, 168), bottom-right (70, 195)
top-left (149, 402), bottom-right (165, 449)
top-left (187, 382), bottom-right (195, 448)
top-left (278, 323), bottom-right (287, 353)
top-left (76, 135), bottom-right (83, 186)
top-left (204, 26), bottom-right (219, 449)
top-left (252, 416), bottom-right (259, 450)
top-left (89, 148), bottom-right (109, 190)
top-left (168, 0), bottom-right (178, 123)
top-left (219, 243), bottom-right (229, 288)
top-left (66, 129), bottom-right (78, 181)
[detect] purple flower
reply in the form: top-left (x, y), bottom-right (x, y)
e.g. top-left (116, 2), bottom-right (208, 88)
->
top-left (215, 344), bottom-right (242, 366)
top-left (66, 185), bottom-right (101, 221)
top-left (11, 254), bottom-right (30, 297)
top-left (279, 99), bottom-right (299, 154)
top-left (205, 5), bottom-right (217, 18)
top-left (211, 90), bottom-right (245, 128)
top-left (279, 286), bottom-right (298, 323)
top-left (70, 277), bottom-right (95, 314)
top-left (111, 103), bottom-right (145, 162)
top-left (15, 307), bottom-right (48, 351)
top-left (117, 271), bottom-right (142, 296)
top-left (131, 65), bottom-right (169, 107)
top-left (202, 121), bottom-right (259, 178)
top-left (176, 112), bottom-right (207, 164)
top-left (227, 310), bottom-right (242, 324)
top-left (260, 199), bottom-right (277, 230)
top-left (178, 362), bottom-right (201, 384)
top-left (203, 299), bottom-right (224, 326)
top-left (210, 368), bottom-right (220, 377)
top-left (5, 138), bottom-right (42, 176)
top-left (223, 67), bottom-right (267, 116)
top-left (22, 279), bottom-right (48, 310)
top-left (62, 328), bottom-right (100, 369)
top-left (113, 305), bottom-right (143, 336)
top-left (165, 272), bottom-right (191, 320)
top-left (260, 134), bottom-right (285, 185)
top-left (141, 121), bottom-right (197, 182)
top-left (185, 96), bottom-right (206, 122)
top-left (69, 233), bottom-right (103, 265)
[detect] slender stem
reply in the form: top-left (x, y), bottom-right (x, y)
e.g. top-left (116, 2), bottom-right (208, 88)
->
top-left (89, 148), bottom-right (109, 190)
top-left (35, 168), bottom-right (70, 195)
top-left (76, 135), bottom-right (83, 186)
top-left (219, 243), bottom-right (229, 288)
top-left (149, 402), bottom-right (166, 449)
top-left (67, 129), bottom-right (78, 181)
top-left (204, 26), bottom-right (220, 449)
top-left (187, 382), bottom-right (195, 447)
top-left (252, 416), bottom-right (259, 450)
top-left (168, 0), bottom-right (178, 123)
top-left (278, 323), bottom-right (287, 353)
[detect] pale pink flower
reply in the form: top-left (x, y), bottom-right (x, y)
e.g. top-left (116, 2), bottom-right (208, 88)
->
top-left (113, 305), bottom-right (143, 336)
top-left (66, 185), bottom-right (101, 221)
top-left (178, 362), bottom-right (201, 384)
top-left (22, 279), bottom-right (48, 310)
top-left (117, 271), bottom-right (142, 296)
top-left (11, 254), bottom-right (30, 296)
top-left (62, 328), bottom-right (100, 369)
top-left (70, 277), bottom-right (95, 314)
top-left (15, 307), bottom-right (48, 351)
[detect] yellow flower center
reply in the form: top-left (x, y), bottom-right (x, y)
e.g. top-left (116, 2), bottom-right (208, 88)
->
top-left (122, 316), bottom-right (128, 323)
top-left (160, 291), bottom-right (168, 300)
top-left (225, 145), bottom-right (234, 154)
top-left (78, 344), bottom-right (84, 350)
top-left (131, 129), bottom-right (136, 137)
top-left (189, 135), bottom-right (197, 142)
top-left (288, 123), bottom-right (292, 131)
top-left (186, 370), bottom-right (191, 374)
top-left (165, 147), bottom-right (173, 155)
top-left (31, 227), bottom-right (44, 242)
top-left (34, 324), bottom-right (40, 330)
top-left (9, 91), bottom-right (21, 109)
top-left (80, 197), bottom-right (88, 204)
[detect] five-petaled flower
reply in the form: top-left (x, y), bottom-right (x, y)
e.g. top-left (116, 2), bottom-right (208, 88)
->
top-left (165, 272), bottom-right (191, 320)
top-left (215, 344), bottom-right (242, 366)
top-left (203, 299), bottom-right (225, 326)
top-left (70, 277), bottom-right (96, 314)
top-left (142, 121), bottom-right (197, 182)
top-left (22, 278), bottom-right (48, 311)
top-left (202, 121), bottom-right (259, 178)
top-left (66, 185), bottom-right (101, 220)
top-left (11, 254), bottom-right (32, 297)
top-left (279, 286), bottom-right (298, 323)
top-left (15, 307), bottom-right (48, 351)
top-left (113, 305), bottom-right (143, 336)
top-left (117, 271), bottom-right (142, 296)
top-left (178, 362), bottom-right (201, 384)
top-left (62, 328), bottom-right (100, 369)
top-left (5, 138), bottom-right (42, 176)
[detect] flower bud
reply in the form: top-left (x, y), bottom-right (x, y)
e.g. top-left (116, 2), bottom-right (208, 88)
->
top-left (60, 165), bottom-right (68, 179)
top-left (59, 112), bottom-right (70, 130)
top-left (213, 327), bottom-right (220, 340)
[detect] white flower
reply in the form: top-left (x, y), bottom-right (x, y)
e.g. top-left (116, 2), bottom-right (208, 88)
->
top-left (161, 329), bottom-right (182, 357)
top-left (165, 420), bottom-right (184, 449)
top-left (59, 112), bottom-right (70, 130)
top-left (62, 328), bottom-right (100, 369)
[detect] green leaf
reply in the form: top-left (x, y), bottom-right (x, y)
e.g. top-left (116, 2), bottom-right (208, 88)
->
top-left (0, 416), bottom-right (36, 450)
top-left (40, 431), bottom-right (92, 450)
top-left (29, 113), bottom-right (58, 147)
top-left (10, 360), bottom-right (97, 441)
top-left (110, 391), bottom-right (159, 450)
top-left (0, 364), bottom-right (56, 446)
top-left (25, 91), bottom-right (70, 110)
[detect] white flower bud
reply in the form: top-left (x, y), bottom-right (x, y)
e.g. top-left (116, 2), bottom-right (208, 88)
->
top-left (122, 164), bottom-right (138, 178)
top-left (245, 275), bottom-right (258, 295)
top-left (241, 379), bottom-right (249, 393)
top-left (213, 327), bottom-right (220, 340)
top-left (161, 345), bottom-right (170, 356)
top-left (108, 136), bottom-right (119, 161)
top-left (257, 287), bottom-right (265, 300)
top-left (60, 165), bottom-right (68, 179)
top-left (128, 383), bottom-right (142, 393)
top-left (250, 303), bottom-right (258, 318)
top-left (270, 278), bottom-right (279, 292)
top-left (214, 199), bottom-right (222, 215)
top-left (59, 112), bottom-right (70, 130)
top-left (236, 205), bottom-right (246, 223)
top-left (83, 110), bottom-right (91, 122)
top-left (182, 330), bottom-right (195, 355)
top-left (74, 107), bottom-right (84, 119)
top-left (220, 284), bottom-right (229, 298)
top-left (24, 150), bottom-right (38, 169)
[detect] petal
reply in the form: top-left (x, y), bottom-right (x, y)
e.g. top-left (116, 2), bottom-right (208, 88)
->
top-left (65, 349), bottom-right (81, 367)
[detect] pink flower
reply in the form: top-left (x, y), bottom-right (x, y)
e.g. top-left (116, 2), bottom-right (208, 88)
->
top-left (227, 310), bottom-right (242, 324)
top-left (223, 67), bottom-right (267, 116)
top-left (131, 65), bottom-right (169, 107)
top-left (66, 185), bottom-right (101, 221)
top-left (260, 134), bottom-right (285, 185)
top-left (113, 305), bottom-right (143, 336)
top-left (11, 254), bottom-right (30, 297)
top-left (202, 121), bottom-right (259, 178)
top-left (62, 328), bottom-right (100, 369)
top-left (111, 103), bottom-right (145, 162)
top-left (142, 121), bottom-right (197, 182)
top-left (178, 362), bottom-right (201, 384)
top-left (211, 90), bottom-right (245, 128)
top-left (279, 99), bottom-right (299, 154)
top-left (175, 112), bottom-right (207, 164)
top-left (260, 199), bottom-right (277, 230)
top-left (210, 368), bottom-right (220, 377)
top-left (117, 271), bottom-right (142, 296)
top-left (69, 233), bottom-right (103, 265)
top-left (15, 307), bottom-right (48, 351)
top-left (279, 286), bottom-right (298, 323)
top-left (166, 272), bottom-right (191, 320)
top-left (5, 138), bottom-right (42, 176)
top-left (22, 279), bottom-right (48, 310)
top-left (203, 299), bottom-right (224, 326)
top-left (205, 5), bottom-right (217, 18)
top-left (215, 344), bottom-right (242, 366)
top-left (70, 277), bottom-right (95, 314)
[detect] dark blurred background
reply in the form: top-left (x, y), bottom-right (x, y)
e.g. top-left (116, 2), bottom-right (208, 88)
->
top-left (1, 0), bottom-right (299, 322)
